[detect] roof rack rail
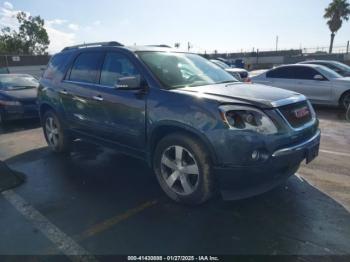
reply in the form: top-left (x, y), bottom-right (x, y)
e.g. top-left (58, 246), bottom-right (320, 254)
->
top-left (62, 41), bottom-right (123, 51)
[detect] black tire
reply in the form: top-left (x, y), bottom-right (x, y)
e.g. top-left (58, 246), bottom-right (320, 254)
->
top-left (346, 105), bottom-right (350, 121)
top-left (153, 133), bottom-right (214, 205)
top-left (340, 91), bottom-right (350, 110)
top-left (0, 111), bottom-right (5, 126)
top-left (42, 110), bottom-right (71, 153)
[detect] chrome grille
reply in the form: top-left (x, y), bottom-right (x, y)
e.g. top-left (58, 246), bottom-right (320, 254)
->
top-left (278, 101), bottom-right (313, 129)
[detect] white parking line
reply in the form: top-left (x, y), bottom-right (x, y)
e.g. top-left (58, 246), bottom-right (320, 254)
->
top-left (2, 190), bottom-right (98, 262)
top-left (295, 173), bottom-right (304, 182)
top-left (320, 149), bottom-right (350, 158)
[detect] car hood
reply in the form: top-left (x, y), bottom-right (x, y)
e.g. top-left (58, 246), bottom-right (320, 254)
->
top-left (0, 88), bottom-right (37, 102)
top-left (175, 83), bottom-right (304, 108)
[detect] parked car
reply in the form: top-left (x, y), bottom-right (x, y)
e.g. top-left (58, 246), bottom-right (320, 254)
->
top-left (210, 59), bottom-right (250, 82)
top-left (38, 42), bottom-right (320, 205)
top-left (249, 69), bottom-right (268, 78)
top-left (0, 74), bottom-right (39, 125)
top-left (252, 64), bottom-right (350, 109)
top-left (298, 60), bottom-right (350, 77)
top-left (210, 59), bottom-right (242, 81)
top-left (0, 67), bottom-right (10, 74)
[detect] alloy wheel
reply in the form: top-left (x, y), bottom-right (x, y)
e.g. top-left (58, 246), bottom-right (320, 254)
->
top-left (160, 145), bottom-right (200, 195)
top-left (45, 116), bottom-right (59, 147)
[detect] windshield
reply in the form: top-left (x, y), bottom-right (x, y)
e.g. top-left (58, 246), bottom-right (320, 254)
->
top-left (316, 66), bottom-right (343, 79)
top-left (331, 61), bottom-right (350, 73)
top-left (0, 75), bottom-right (39, 90)
top-left (138, 52), bottom-right (237, 89)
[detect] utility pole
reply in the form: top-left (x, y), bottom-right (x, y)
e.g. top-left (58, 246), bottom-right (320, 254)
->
top-left (276, 35), bottom-right (279, 51)
top-left (347, 41), bottom-right (349, 54)
top-left (187, 42), bottom-right (191, 52)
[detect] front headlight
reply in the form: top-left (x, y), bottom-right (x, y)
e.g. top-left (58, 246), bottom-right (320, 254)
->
top-left (219, 105), bottom-right (278, 135)
top-left (0, 100), bottom-right (21, 106)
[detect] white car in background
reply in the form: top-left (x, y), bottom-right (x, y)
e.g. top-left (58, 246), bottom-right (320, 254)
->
top-left (210, 59), bottom-right (250, 82)
top-left (251, 64), bottom-right (350, 109)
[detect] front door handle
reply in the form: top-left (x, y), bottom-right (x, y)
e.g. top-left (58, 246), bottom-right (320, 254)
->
top-left (92, 95), bottom-right (104, 101)
top-left (59, 89), bottom-right (68, 95)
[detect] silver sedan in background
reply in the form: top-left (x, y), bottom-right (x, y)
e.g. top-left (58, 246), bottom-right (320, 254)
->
top-left (251, 64), bottom-right (350, 109)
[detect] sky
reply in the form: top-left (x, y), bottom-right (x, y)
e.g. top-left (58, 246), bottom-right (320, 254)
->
top-left (1, 0), bottom-right (350, 54)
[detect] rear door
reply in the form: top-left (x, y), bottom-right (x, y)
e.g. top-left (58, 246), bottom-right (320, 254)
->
top-left (60, 51), bottom-right (106, 133)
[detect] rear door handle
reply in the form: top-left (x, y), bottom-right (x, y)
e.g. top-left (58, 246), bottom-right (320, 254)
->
top-left (59, 89), bottom-right (68, 95)
top-left (92, 95), bottom-right (104, 101)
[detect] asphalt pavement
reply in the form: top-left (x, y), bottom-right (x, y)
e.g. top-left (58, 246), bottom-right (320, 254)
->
top-left (0, 107), bottom-right (349, 258)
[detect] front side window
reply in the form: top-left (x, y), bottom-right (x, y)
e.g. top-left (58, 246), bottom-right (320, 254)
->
top-left (138, 52), bottom-right (236, 89)
top-left (69, 52), bottom-right (104, 84)
top-left (100, 52), bottom-right (140, 87)
top-left (292, 67), bottom-right (319, 80)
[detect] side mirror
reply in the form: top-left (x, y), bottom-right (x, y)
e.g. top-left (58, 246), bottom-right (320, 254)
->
top-left (314, 74), bottom-right (325, 81)
top-left (115, 76), bottom-right (142, 90)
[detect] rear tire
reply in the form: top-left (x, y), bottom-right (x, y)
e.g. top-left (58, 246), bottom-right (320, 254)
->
top-left (153, 133), bottom-right (214, 205)
top-left (42, 110), bottom-right (71, 153)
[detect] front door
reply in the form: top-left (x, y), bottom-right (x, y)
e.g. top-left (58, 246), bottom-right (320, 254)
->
top-left (291, 66), bottom-right (332, 104)
top-left (92, 52), bottom-right (147, 150)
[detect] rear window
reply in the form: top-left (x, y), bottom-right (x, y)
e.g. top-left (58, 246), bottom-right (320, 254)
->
top-left (43, 52), bottom-right (72, 79)
top-left (69, 52), bottom-right (104, 84)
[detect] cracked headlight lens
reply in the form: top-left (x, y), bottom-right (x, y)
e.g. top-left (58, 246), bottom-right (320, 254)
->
top-left (219, 105), bottom-right (278, 135)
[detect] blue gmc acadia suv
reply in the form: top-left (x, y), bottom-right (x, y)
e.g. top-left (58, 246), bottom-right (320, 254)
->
top-left (38, 42), bottom-right (321, 205)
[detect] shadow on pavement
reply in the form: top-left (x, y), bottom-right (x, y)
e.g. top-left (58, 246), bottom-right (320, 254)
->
top-left (2, 141), bottom-right (350, 255)
top-left (314, 105), bottom-right (346, 122)
top-left (0, 118), bottom-right (41, 135)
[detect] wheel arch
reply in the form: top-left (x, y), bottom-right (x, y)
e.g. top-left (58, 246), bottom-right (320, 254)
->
top-left (39, 103), bottom-right (56, 120)
top-left (148, 122), bottom-right (218, 166)
top-left (339, 89), bottom-right (350, 108)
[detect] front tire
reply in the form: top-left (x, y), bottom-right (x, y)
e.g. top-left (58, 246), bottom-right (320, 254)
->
top-left (0, 111), bottom-right (5, 126)
top-left (42, 110), bottom-right (71, 153)
top-left (340, 91), bottom-right (350, 110)
top-left (153, 133), bottom-right (214, 205)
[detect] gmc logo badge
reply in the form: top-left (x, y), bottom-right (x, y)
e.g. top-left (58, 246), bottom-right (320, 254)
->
top-left (294, 106), bottom-right (310, 118)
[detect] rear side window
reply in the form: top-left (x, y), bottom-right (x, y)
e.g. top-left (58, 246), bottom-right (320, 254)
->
top-left (69, 52), bottom-right (104, 84)
top-left (100, 52), bottom-right (140, 87)
top-left (266, 67), bottom-right (294, 79)
top-left (43, 52), bottom-right (71, 79)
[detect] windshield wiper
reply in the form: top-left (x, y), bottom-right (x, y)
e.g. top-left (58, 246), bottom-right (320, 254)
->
top-left (7, 86), bottom-right (36, 90)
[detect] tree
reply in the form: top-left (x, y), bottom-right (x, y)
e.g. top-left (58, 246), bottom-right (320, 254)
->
top-left (0, 11), bottom-right (49, 55)
top-left (324, 0), bottom-right (350, 53)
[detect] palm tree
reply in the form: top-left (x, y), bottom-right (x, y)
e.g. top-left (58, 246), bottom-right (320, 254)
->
top-left (324, 0), bottom-right (350, 53)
